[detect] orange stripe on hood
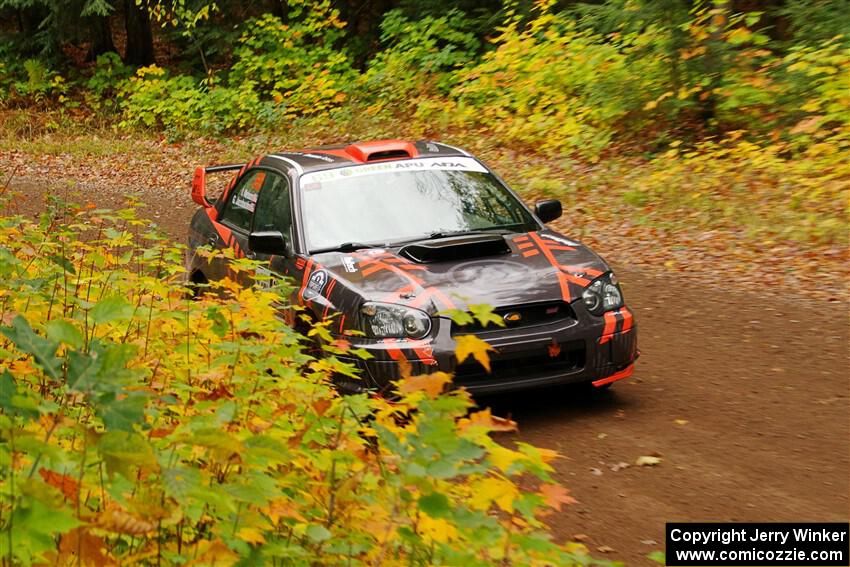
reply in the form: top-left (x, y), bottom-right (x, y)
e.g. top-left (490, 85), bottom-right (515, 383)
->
top-left (528, 232), bottom-right (572, 302)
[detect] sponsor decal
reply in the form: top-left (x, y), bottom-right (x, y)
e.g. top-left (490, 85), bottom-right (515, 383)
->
top-left (425, 142), bottom-right (440, 153)
top-left (303, 269), bottom-right (328, 300)
top-left (232, 181), bottom-right (260, 212)
top-left (301, 157), bottom-right (488, 184)
top-left (342, 256), bottom-right (358, 273)
top-left (289, 152), bottom-right (335, 163)
top-left (541, 233), bottom-right (579, 246)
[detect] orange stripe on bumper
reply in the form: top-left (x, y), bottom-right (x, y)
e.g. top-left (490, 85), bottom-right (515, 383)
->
top-left (599, 311), bottom-right (618, 344)
top-left (592, 364), bottom-right (634, 387)
top-left (383, 339), bottom-right (408, 362)
top-left (620, 307), bottom-right (633, 332)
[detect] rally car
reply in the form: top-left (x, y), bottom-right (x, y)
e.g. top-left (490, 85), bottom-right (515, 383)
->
top-left (186, 139), bottom-right (638, 395)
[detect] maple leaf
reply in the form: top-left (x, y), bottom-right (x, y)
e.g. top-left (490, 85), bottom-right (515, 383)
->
top-left (460, 408), bottom-right (518, 433)
top-left (418, 515), bottom-right (458, 543)
top-left (454, 335), bottom-right (495, 372)
top-left (185, 539), bottom-right (239, 566)
top-left (237, 526), bottom-right (267, 545)
top-left (488, 445), bottom-right (526, 472)
top-left (539, 483), bottom-right (577, 511)
top-left (58, 528), bottom-right (117, 566)
top-left (39, 468), bottom-right (80, 504)
top-left (312, 398), bottom-right (332, 416)
top-left (470, 477), bottom-right (519, 512)
top-left (398, 372), bottom-right (452, 398)
top-left (96, 505), bottom-right (156, 536)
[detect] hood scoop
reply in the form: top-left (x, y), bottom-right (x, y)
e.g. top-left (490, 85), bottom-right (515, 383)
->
top-left (398, 234), bottom-right (511, 264)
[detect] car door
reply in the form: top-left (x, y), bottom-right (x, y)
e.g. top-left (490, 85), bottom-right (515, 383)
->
top-left (207, 168), bottom-right (267, 285)
top-left (249, 169), bottom-right (298, 291)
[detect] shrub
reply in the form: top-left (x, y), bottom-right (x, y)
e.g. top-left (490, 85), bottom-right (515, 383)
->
top-left (0, 200), bottom-right (592, 565)
top-left (446, 3), bottom-right (667, 156)
top-left (362, 9), bottom-right (480, 107)
top-left (85, 52), bottom-right (133, 103)
top-left (119, 65), bottom-right (263, 135)
top-left (619, 135), bottom-right (850, 245)
top-left (229, 9), bottom-right (355, 120)
top-left (1, 58), bottom-right (68, 107)
top-left (120, 2), bottom-right (356, 134)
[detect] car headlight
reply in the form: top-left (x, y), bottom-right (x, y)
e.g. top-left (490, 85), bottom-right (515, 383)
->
top-left (360, 302), bottom-right (432, 339)
top-left (581, 273), bottom-right (623, 316)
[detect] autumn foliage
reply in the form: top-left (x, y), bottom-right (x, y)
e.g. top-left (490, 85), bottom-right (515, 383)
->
top-left (0, 200), bottom-right (594, 564)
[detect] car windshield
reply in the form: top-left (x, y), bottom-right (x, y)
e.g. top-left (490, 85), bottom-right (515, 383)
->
top-left (299, 157), bottom-right (538, 252)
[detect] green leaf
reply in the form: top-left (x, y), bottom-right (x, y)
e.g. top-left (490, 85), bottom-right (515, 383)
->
top-left (98, 430), bottom-right (157, 478)
top-left (47, 253), bottom-right (76, 274)
top-left (1, 316), bottom-right (62, 380)
top-left (647, 550), bottom-right (666, 564)
top-left (97, 390), bottom-right (148, 432)
top-left (306, 524), bottom-right (332, 543)
top-left (0, 371), bottom-right (38, 419)
top-left (418, 492), bottom-right (451, 518)
top-left (90, 296), bottom-right (133, 324)
top-left (469, 303), bottom-right (506, 328)
top-left (4, 496), bottom-right (81, 563)
top-left (66, 349), bottom-right (102, 391)
top-left (46, 320), bottom-right (83, 349)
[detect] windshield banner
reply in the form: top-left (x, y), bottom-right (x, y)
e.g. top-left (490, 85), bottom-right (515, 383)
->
top-left (303, 157), bottom-right (489, 184)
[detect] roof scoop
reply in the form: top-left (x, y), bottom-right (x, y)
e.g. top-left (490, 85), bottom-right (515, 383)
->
top-left (398, 234), bottom-right (511, 264)
top-left (346, 140), bottom-right (418, 162)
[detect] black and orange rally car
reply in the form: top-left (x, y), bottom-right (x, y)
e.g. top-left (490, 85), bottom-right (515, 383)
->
top-left (186, 139), bottom-right (638, 395)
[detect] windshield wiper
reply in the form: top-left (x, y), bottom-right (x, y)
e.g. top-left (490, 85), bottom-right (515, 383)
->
top-left (424, 225), bottom-right (523, 240)
top-left (310, 242), bottom-right (379, 254)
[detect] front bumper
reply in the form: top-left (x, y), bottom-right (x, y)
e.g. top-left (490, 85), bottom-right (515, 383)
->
top-left (338, 305), bottom-right (638, 396)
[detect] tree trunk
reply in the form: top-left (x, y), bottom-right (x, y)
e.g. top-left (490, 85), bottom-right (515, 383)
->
top-left (698, 0), bottom-right (731, 127)
top-left (88, 15), bottom-right (117, 61)
top-left (124, 0), bottom-right (155, 66)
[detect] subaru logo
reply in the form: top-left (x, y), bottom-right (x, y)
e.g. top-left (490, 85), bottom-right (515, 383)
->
top-left (504, 312), bottom-right (522, 323)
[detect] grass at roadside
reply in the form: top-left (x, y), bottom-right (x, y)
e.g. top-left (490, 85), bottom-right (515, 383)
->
top-left (2, 112), bottom-right (848, 301)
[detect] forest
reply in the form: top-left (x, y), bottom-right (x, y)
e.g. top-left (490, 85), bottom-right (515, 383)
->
top-left (0, 0), bottom-right (848, 564)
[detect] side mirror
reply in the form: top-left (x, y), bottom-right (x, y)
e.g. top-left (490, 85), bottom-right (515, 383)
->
top-left (249, 231), bottom-right (289, 256)
top-left (535, 199), bottom-right (562, 224)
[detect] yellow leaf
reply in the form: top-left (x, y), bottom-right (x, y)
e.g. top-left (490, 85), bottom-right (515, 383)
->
top-left (537, 447), bottom-right (560, 464)
top-left (418, 515), bottom-right (458, 543)
top-left (237, 527), bottom-right (266, 545)
top-left (454, 335), bottom-right (495, 372)
top-left (185, 540), bottom-right (238, 566)
top-left (96, 505), bottom-right (156, 536)
top-left (489, 445), bottom-right (525, 471)
top-left (459, 408), bottom-right (518, 433)
top-left (470, 477), bottom-right (519, 512)
top-left (398, 372), bottom-right (452, 398)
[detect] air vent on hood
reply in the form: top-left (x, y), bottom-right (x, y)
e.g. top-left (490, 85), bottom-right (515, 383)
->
top-left (398, 234), bottom-right (511, 264)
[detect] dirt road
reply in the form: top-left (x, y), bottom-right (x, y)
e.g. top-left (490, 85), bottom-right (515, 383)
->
top-left (7, 181), bottom-right (850, 566)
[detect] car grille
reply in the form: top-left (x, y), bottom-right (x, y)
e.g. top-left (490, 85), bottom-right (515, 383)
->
top-left (451, 301), bottom-right (576, 335)
top-left (454, 339), bottom-right (585, 383)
